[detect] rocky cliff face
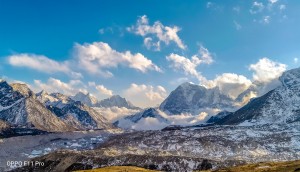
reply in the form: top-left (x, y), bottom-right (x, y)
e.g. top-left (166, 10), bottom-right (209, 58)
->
top-left (0, 81), bottom-right (73, 132)
top-left (95, 95), bottom-right (140, 110)
top-left (160, 82), bottom-right (236, 115)
top-left (37, 90), bottom-right (112, 130)
top-left (71, 92), bottom-right (98, 107)
top-left (0, 81), bottom-right (113, 132)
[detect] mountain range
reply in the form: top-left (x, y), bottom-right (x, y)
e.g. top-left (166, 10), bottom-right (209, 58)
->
top-left (2, 67), bottom-right (300, 132)
top-left (114, 67), bottom-right (300, 130)
top-left (0, 81), bottom-right (138, 132)
top-left (3, 67), bottom-right (300, 171)
top-left (72, 92), bottom-right (140, 110)
top-left (114, 81), bottom-right (253, 129)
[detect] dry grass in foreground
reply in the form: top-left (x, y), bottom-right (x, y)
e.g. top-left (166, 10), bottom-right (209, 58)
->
top-left (206, 160), bottom-right (300, 172)
top-left (75, 160), bottom-right (300, 172)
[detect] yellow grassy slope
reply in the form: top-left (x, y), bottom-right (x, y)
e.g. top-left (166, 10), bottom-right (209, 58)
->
top-left (209, 160), bottom-right (300, 172)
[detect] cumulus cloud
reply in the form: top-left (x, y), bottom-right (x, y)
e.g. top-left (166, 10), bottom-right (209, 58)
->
top-left (210, 73), bottom-right (252, 99)
top-left (32, 78), bottom-right (87, 95)
top-left (7, 53), bottom-right (82, 78)
top-left (206, 2), bottom-right (214, 8)
top-left (7, 41), bottom-right (161, 79)
top-left (207, 58), bottom-right (286, 101)
top-left (132, 117), bottom-right (168, 130)
top-left (95, 85), bottom-right (113, 96)
top-left (167, 53), bottom-right (200, 78)
top-left (88, 82), bottom-right (96, 87)
top-left (170, 77), bottom-right (189, 85)
top-left (249, 1), bottom-right (287, 24)
top-left (165, 112), bottom-right (210, 126)
top-left (234, 21), bottom-right (242, 30)
top-left (74, 42), bottom-right (161, 77)
top-left (117, 109), bottom-right (215, 130)
top-left (128, 15), bottom-right (186, 50)
top-left (250, 1), bottom-right (265, 14)
top-left (93, 107), bottom-right (139, 122)
top-left (166, 45), bottom-right (213, 84)
top-left (167, 56), bottom-right (286, 102)
top-left (294, 58), bottom-right (298, 64)
top-left (123, 83), bottom-right (167, 108)
top-left (261, 16), bottom-right (271, 24)
top-left (249, 57), bottom-right (287, 84)
top-left (279, 4), bottom-right (286, 11)
top-left (233, 6), bottom-right (241, 13)
top-left (269, 0), bottom-right (278, 4)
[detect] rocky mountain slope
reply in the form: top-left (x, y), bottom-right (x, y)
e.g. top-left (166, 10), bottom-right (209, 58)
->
top-left (160, 82), bottom-right (236, 115)
top-left (95, 95), bottom-right (140, 110)
top-left (37, 91), bottom-right (112, 130)
top-left (0, 81), bottom-right (73, 132)
top-left (116, 82), bottom-right (239, 129)
top-left (0, 80), bottom-right (112, 132)
top-left (7, 67), bottom-right (300, 172)
top-left (0, 120), bottom-right (9, 131)
top-left (212, 67), bottom-right (300, 126)
top-left (11, 123), bottom-right (300, 171)
top-left (72, 92), bottom-right (98, 107)
top-left (71, 92), bottom-right (140, 110)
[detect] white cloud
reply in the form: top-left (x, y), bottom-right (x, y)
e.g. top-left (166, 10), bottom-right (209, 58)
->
top-left (234, 21), bottom-right (242, 30)
top-left (93, 107), bottom-right (139, 122)
top-left (233, 6), bottom-right (241, 13)
top-left (99, 28), bottom-right (105, 34)
top-left (210, 73), bottom-right (252, 99)
top-left (279, 4), bottom-right (286, 11)
top-left (88, 81), bottom-right (96, 87)
top-left (294, 57), bottom-right (299, 64)
top-left (166, 45), bottom-right (213, 84)
top-left (206, 2), bottom-right (214, 8)
top-left (128, 15), bottom-right (186, 50)
top-left (262, 16), bottom-right (271, 24)
top-left (166, 112), bottom-right (210, 126)
top-left (32, 78), bottom-right (87, 95)
top-left (74, 42), bottom-right (161, 77)
top-left (7, 53), bottom-right (82, 78)
top-left (170, 77), bottom-right (189, 85)
top-left (123, 83), bottom-right (167, 108)
top-left (95, 85), bottom-right (113, 96)
top-left (249, 1), bottom-right (287, 24)
top-left (144, 37), bottom-right (160, 51)
top-left (8, 42), bottom-right (162, 79)
top-left (167, 56), bottom-right (286, 102)
top-left (250, 1), bottom-right (264, 14)
top-left (98, 27), bottom-right (114, 35)
top-left (249, 57), bottom-right (287, 84)
top-left (206, 2), bottom-right (223, 11)
top-left (167, 53), bottom-right (200, 78)
top-left (132, 117), bottom-right (168, 130)
top-left (117, 109), bottom-right (216, 130)
top-left (269, 0), bottom-right (278, 4)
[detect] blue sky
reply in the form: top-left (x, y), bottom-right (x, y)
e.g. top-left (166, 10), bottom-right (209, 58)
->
top-left (0, 0), bottom-right (299, 107)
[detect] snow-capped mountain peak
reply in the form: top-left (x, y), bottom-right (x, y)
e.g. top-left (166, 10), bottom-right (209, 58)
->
top-left (71, 92), bottom-right (98, 106)
top-left (160, 82), bottom-right (236, 115)
top-left (0, 81), bottom-right (73, 132)
top-left (96, 95), bottom-right (140, 110)
top-left (280, 67), bottom-right (300, 90)
top-left (10, 83), bottom-right (34, 98)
